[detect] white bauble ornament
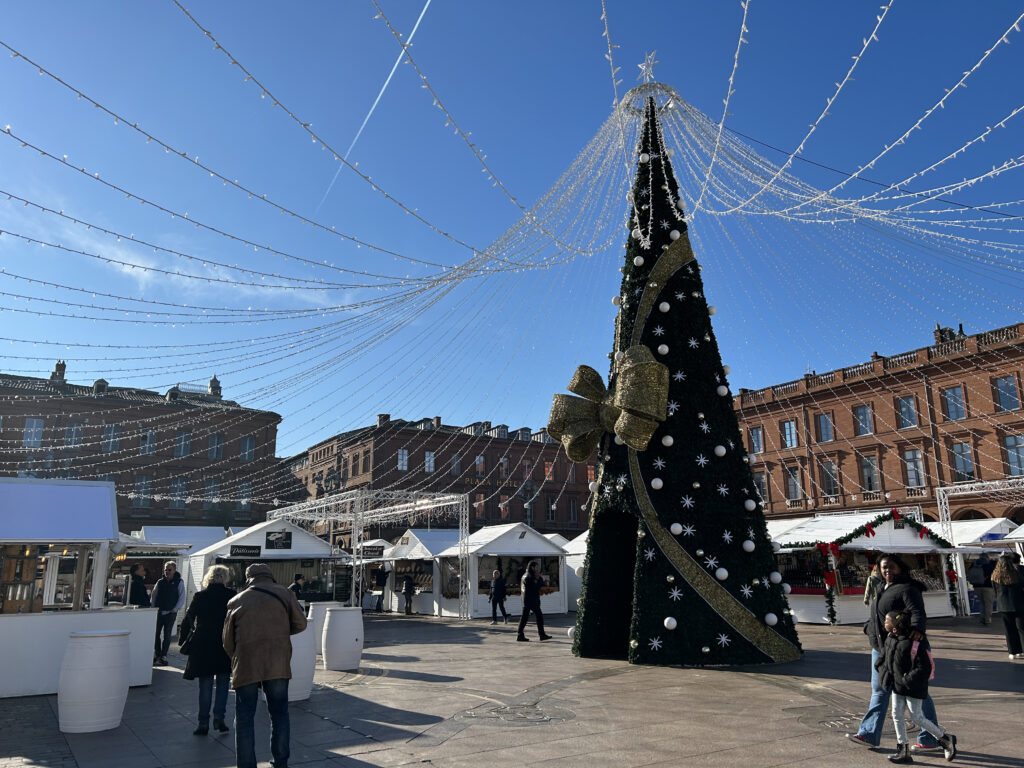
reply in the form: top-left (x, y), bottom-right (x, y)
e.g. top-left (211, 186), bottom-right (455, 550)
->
top-left (723, 365), bottom-right (731, 375)
top-left (650, 478), bottom-right (663, 490)
top-left (639, 153), bottom-right (650, 163)
top-left (670, 523), bottom-right (683, 535)
top-left (631, 228), bottom-right (642, 240)
top-left (708, 306), bottom-right (716, 315)
top-left (742, 539), bottom-right (755, 553)
top-left (614, 350), bottom-right (625, 361)
top-left (669, 229), bottom-right (681, 240)
top-left (612, 296), bottom-right (622, 306)
top-left (769, 571), bottom-right (782, 584)
top-left (614, 435), bottom-right (624, 445)
top-left (658, 302), bottom-right (670, 313)
top-left (634, 256), bottom-right (645, 267)
top-left (744, 499), bottom-right (757, 511)
top-left (663, 616), bottom-right (677, 630)
top-left (626, 190), bottom-right (634, 201)
top-left (657, 344), bottom-right (669, 355)
top-left (666, 148), bottom-right (674, 157)
top-left (588, 481), bottom-right (599, 493)
top-left (661, 435), bottom-right (674, 447)
top-left (713, 445), bottom-right (726, 457)
top-left (575, 566), bottom-right (585, 578)
top-left (764, 613), bottom-right (779, 626)
top-left (716, 385), bottom-right (729, 396)
top-left (747, 453), bottom-right (757, 463)
top-left (782, 583), bottom-right (792, 595)
top-left (715, 567), bottom-right (728, 581)
top-left (772, 541), bottom-right (782, 553)
top-left (567, 626), bottom-right (576, 638)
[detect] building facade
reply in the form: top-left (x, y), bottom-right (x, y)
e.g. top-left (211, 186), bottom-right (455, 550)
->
top-left (735, 323), bottom-right (1024, 523)
top-left (283, 414), bottom-right (594, 542)
top-left (0, 362), bottom-right (281, 530)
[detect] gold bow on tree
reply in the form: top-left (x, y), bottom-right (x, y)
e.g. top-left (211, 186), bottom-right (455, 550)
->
top-left (548, 345), bottom-right (669, 462)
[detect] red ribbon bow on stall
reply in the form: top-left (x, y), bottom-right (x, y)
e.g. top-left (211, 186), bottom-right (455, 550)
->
top-left (891, 508), bottom-right (902, 521)
top-left (815, 542), bottom-right (829, 557)
top-left (829, 541), bottom-right (841, 557)
top-left (823, 571), bottom-right (837, 588)
top-left (864, 523), bottom-right (876, 537)
top-left (919, 525), bottom-right (929, 539)
top-left (945, 569), bottom-right (958, 583)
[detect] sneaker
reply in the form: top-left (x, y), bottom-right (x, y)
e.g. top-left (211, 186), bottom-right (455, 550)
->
top-left (503, 616), bottom-right (509, 624)
top-left (158, 656), bottom-right (168, 666)
top-left (1011, 654), bottom-right (1017, 660)
top-left (193, 725), bottom-right (208, 736)
top-left (939, 733), bottom-right (957, 761)
top-left (909, 743), bottom-right (941, 753)
top-left (490, 620), bottom-right (498, 625)
top-left (516, 635), bottom-right (530, 642)
top-left (539, 634), bottom-right (553, 641)
top-left (846, 733), bottom-right (874, 747)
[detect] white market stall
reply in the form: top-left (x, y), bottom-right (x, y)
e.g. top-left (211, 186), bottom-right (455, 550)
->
top-left (947, 518), bottom-right (1019, 616)
top-left (772, 508), bottom-right (956, 625)
top-left (384, 529), bottom-right (461, 616)
top-left (0, 478), bottom-right (156, 697)
top-left (564, 530), bottom-right (588, 612)
top-left (187, 519), bottom-right (338, 603)
top-left (134, 526), bottom-right (230, 592)
top-left (437, 523), bottom-right (567, 618)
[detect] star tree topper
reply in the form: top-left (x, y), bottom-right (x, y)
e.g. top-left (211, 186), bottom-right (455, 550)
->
top-left (637, 51), bottom-right (659, 84)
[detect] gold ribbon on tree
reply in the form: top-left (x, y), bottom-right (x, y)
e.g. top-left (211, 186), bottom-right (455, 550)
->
top-left (547, 345), bottom-right (669, 462)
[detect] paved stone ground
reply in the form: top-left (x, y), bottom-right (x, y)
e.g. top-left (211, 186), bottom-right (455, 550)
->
top-left (1, 614), bottom-right (1022, 767)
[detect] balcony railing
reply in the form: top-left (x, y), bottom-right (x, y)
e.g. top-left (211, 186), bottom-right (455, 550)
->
top-left (785, 499), bottom-right (805, 510)
top-left (883, 351), bottom-right (918, 370)
top-left (861, 491), bottom-right (883, 502)
top-left (906, 486), bottom-right (928, 498)
top-left (842, 362), bottom-right (875, 379)
top-left (821, 496), bottom-right (841, 506)
top-left (928, 340), bottom-right (965, 359)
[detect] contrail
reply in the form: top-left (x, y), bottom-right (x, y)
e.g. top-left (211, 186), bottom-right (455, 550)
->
top-left (315, 0), bottom-right (433, 213)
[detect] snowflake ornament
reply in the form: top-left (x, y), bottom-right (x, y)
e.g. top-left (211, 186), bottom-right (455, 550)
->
top-left (673, 370), bottom-right (686, 382)
top-left (667, 400), bottom-right (679, 416)
top-left (639, 188), bottom-right (649, 198)
top-left (680, 496), bottom-right (695, 509)
top-left (747, 527), bottom-right (757, 539)
top-left (653, 457), bottom-right (666, 470)
top-left (703, 555), bottom-right (719, 569)
top-left (644, 548), bottom-right (656, 562)
top-left (740, 585), bottom-right (754, 598)
top-left (695, 454), bottom-right (709, 468)
top-left (617, 474), bottom-right (628, 486)
top-left (722, 531), bottom-right (733, 543)
top-left (674, 292), bottom-right (686, 301)
top-left (659, 219), bottom-right (670, 229)
top-left (688, 337), bottom-right (699, 349)
top-left (648, 636), bottom-right (663, 651)
top-left (714, 373), bottom-right (721, 383)
top-left (699, 421), bottom-right (710, 433)
top-left (653, 326), bottom-right (665, 337)
top-left (681, 523), bottom-right (697, 536)
top-left (716, 633), bottom-right (732, 648)
top-left (716, 484), bottom-right (729, 497)
top-left (668, 587), bottom-right (683, 601)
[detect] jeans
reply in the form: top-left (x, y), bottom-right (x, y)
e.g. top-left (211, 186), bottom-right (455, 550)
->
top-left (517, 605), bottom-right (545, 637)
top-left (404, 594), bottom-right (413, 614)
top-left (154, 611), bottom-right (177, 657)
top-left (975, 586), bottom-right (995, 623)
top-left (857, 649), bottom-right (939, 747)
top-left (1001, 610), bottom-right (1024, 655)
top-left (491, 597), bottom-right (508, 622)
top-left (235, 678), bottom-right (290, 768)
top-left (197, 674), bottom-right (230, 725)
top-left (891, 695), bottom-right (943, 745)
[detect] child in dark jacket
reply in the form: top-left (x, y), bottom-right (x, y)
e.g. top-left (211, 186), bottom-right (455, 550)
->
top-left (876, 610), bottom-right (957, 763)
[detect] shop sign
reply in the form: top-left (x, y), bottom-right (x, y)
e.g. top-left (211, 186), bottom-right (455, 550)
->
top-left (300, 559), bottom-right (314, 568)
top-left (229, 545), bottom-right (261, 558)
top-left (265, 531), bottom-right (293, 550)
top-left (361, 545), bottom-right (384, 558)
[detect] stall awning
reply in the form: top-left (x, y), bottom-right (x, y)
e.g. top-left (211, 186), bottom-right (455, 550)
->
top-left (0, 478), bottom-right (118, 543)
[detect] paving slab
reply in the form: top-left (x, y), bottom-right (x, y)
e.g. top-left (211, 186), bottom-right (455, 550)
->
top-left (1, 614), bottom-right (1021, 767)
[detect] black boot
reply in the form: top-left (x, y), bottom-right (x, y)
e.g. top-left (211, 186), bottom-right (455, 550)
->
top-left (517, 635), bottom-right (529, 642)
top-left (938, 733), bottom-right (957, 761)
top-left (888, 743), bottom-right (913, 764)
top-left (212, 718), bottom-right (229, 733)
top-left (193, 723), bottom-right (209, 736)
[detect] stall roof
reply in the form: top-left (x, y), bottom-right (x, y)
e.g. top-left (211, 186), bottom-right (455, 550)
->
top-left (437, 522), bottom-right (565, 558)
top-left (190, 519), bottom-right (333, 561)
top-left (766, 517), bottom-right (810, 542)
top-left (564, 530), bottom-right (589, 556)
top-left (543, 533), bottom-right (570, 549)
top-left (1004, 524), bottom-right (1024, 541)
top-left (388, 529), bottom-right (461, 560)
top-left (137, 525), bottom-right (230, 551)
top-left (947, 518), bottom-right (1018, 546)
top-left (0, 478), bottom-right (118, 543)
top-left (118, 532), bottom-right (188, 554)
top-left (773, 511), bottom-right (952, 554)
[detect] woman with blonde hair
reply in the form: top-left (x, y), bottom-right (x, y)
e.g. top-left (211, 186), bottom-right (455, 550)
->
top-left (991, 554), bottom-right (1024, 659)
top-left (179, 564), bottom-right (236, 735)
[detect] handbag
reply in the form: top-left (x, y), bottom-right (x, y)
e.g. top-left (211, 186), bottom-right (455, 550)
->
top-left (178, 627), bottom-right (195, 655)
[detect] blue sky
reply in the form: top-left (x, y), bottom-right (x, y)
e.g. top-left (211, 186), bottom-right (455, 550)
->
top-left (1, 1), bottom-right (1023, 456)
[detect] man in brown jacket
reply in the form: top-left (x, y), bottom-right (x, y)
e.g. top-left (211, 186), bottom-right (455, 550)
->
top-left (223, 563), bottom-right (307, 768)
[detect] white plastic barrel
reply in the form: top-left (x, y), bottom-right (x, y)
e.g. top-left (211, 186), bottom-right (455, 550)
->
top-left (307, 601), bottom-right (343, 656)
top-left (58, 630), bottom-right (130, 733)
top-left (288, 624), bottom-right (316, 701)
top-left (322, 607), bottom-right (363, 671)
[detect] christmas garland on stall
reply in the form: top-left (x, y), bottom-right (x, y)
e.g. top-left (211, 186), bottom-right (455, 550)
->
top-left (785, 509), bottom-right (954, 625)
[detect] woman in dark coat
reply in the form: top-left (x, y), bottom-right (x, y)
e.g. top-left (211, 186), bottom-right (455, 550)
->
top-left (179, 564), bottom-right (236, 735)
top-left (489, 569), bottom-right (509, 624)
top-left (991, 554), bottom-right (1024, 659)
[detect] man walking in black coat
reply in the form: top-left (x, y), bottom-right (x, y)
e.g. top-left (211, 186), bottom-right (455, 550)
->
top-left (151, 560), bottom-right (185, 666)
top-left (489, 569), bottom-right (508, 625)
top-left (517, 561), bottom-right (551, 642)
top-left (124, 563), bottom-right (150, 607)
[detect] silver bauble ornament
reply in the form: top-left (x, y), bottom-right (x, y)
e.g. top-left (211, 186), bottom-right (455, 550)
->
top-left (715, 567), bottom-right (728, 581)
top-left (714, 445), bottom-right (726, 457)
top-left (695, 549), bottom-right (704, 557)
top-left (661, 435), bottom-right (674, 447)
top-left (769, 571), bottom-right (782, 584)
top-left (657, 344), bottom-right (669, 355)
top-left (658, 302), bottom-right (670, 313)
top-left (650, 478), bottom-right (664, 490)
top-left (744, 499), bottom-right (757, 511)
top-left (629, 639), bottom-right (639, 649)
top-left (701, 646), bottom-right (710, 654)
top-left (666, 574), bottom-right (675, 584)
top-left (716, 385), bottom-right (729, 396)
top-left (588, 481), bottom-right (599, 493)
top-left (669, 230), bottom-right (680, 240)
top-left (663, 616), bottom-right (678, 630)
top-left (670, 523), bottom-right (683, 535)
top-left (639, 153), bottom-right (650, 163)
top-left (764, 613), bottom-right (779, 627)
top-left (634, 256), bottom-right (645, 267)
top-left (742, 539), bottom-right (755, 553)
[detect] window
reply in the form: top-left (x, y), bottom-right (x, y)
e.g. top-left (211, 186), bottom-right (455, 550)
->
top-left (475, 455), bottom-right (486, 476)
top-left (749, 426), bottom-right (765, 454)
top-left (546, 497), bottom-right (557, 522)
top-left (22, 418), bottom-right (43, 449)
top-left (208, 434), bottom-right (224, 459)
top-left (820, 461), bottom-right (839, 496)
top-left (474, 492), bottom-right (485, 520)
top-left (567, 463), bottom-right (576, 483)
top-left (102, 424), bottom-right (121, 453)
top-left (499, 495), bottom-right (510, 521)
top-left (174, 431), bottom-right (191, 458)
top-left (587, 464), bottom-right (596, 483)
top-left (169, 477), bottom-right (187, 510)
top-left (235, 482), bottom-right (252, 512)
top-left (897, 396), bottom-right (918, 429)
top-left (451, 454), bottom-right (461, 476)
top-left (853, 405), bottom-right (873, 436)
top-left (568, 497), bottom-right (578, 523)
top-left (398, 448), bottom-right (409, 471)
top-left (140, 429), bottom-right (157, 455)
top-left (951, 442), bottom-right (975, 482)
top-left (64, 422), bottom-right (83, 449)
top-left (1006, 435), bottom-right (1024, 477)
top-left (780, 421), bottom-right (798, 449)
top-left (752, 471), bottom-right (768, 502)
top-left (859, 456), bottom-right (879, 491)
top-left (351, 452), bottom-right (360, 474)
top-left (498, 457), bottom-right (509, 479)
top-left (132, 475), bottom-right (153, 508)
top-left (784, 466), bottom-right (801, 500)
top-left (203, 478), bottom-right (221, 510)
top-left (361, 453), bottom-right (369, 474)
top-left (544, 461), bottom-right (556, 481)
top-left (424, 451), bottom-right (435, 473)
top-left (523, 459), bottom-right (532, 480)
top-left (942, 386), bottom-right (966, 421)
top-left (995, 376), bottom-right (1020, 412)
top-left (240, 436), bottom-right (255, 462)
top-left (903, 449), bottom-right (924, 487)
top-left (815, 413), bottom-right (833, 443)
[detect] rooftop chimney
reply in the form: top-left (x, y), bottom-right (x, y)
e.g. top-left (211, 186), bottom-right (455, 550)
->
top-left (208, 374), bottom-right (222, 398)
top-left (377, 413), bottom-right (390, 428)
top-left (432, 416), bottom-right (441, 429)
top-left (50, 360), bottom-right (66, 382)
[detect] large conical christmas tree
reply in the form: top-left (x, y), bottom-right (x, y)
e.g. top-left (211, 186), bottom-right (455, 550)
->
top-left (550, 90), bottom-right (801, 666)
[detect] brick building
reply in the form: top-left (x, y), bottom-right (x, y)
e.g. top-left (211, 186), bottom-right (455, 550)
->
top-left (0, 362), bottom-right (281, 530)
top-left (735, 323), bottom-right (1024, 523)
top-left (283, 414), bottom-right (594, 541)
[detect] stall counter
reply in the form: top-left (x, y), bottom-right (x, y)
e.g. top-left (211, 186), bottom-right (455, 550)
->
top-left (0, 607), bottom-right (156, 698)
